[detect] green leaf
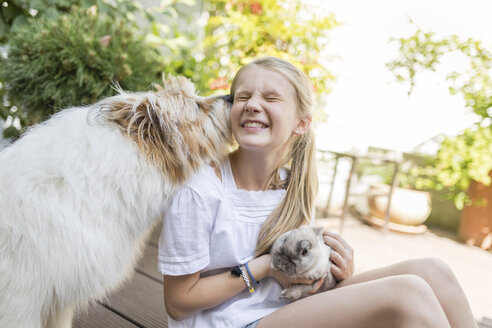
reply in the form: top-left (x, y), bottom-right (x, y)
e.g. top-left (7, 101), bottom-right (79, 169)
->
top-left (160, 0), bottom-right (174, 7)
top-left (11, 15), bottom-right (28, 31)
top-left (165, 7), bottom-right (178, 19)
top-left (2, 2), bottom-right (24, 20)
top-left (176, 0), bottom-right (196, 6)
top-left (3, 125), bottom-right (19, 139)
top-left (44, 7), bottom-right (60, 19)
top-left (454, 192), bottom-right (466, 210)
top-left (0, 19), bottom-right (5, 39)
top-left (30, 0), bottom-right (47, 11)
top-left (80, 0), bottom-right (94, 8)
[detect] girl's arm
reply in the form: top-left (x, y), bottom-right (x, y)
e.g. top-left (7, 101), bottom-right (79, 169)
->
top-left (163, 253), bottom-right (325, 321)
top-left (163, 254), bottom-right (275, 321)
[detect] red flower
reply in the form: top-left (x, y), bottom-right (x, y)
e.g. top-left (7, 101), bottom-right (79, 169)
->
top-left (250, 2), bottom-right (262, 15)
top-left (100, 35), bottom-right (112, 48)
top-left (210, 76), bottom-right (230, 90)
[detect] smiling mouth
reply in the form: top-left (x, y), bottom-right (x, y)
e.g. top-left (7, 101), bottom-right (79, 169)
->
top-left (242, 121), bottom-right (269, 128)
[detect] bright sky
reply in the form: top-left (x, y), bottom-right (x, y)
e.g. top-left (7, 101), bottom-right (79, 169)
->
top-left (312, 0), bottom-right (492, 154)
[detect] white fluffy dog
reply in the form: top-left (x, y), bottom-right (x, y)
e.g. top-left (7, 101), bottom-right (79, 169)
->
top-left (0, 75), bottom-right (232, 328)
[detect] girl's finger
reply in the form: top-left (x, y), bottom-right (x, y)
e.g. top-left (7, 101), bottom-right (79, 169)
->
top-left (323, 231), bottom-right (352, 250)
top-left (324, 235), bottom-right (354, 259)
top-left (330, 264), bottom-right (345, 281)
top-left (323, 235), bottom-right (345, 254)
top-left (309, 276), bottom-right (325, 294)
top-left (329, 250), bottom-right (346, 270)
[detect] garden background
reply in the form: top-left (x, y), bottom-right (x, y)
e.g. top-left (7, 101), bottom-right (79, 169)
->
top-left (1, 0), bottom-right (492, 323)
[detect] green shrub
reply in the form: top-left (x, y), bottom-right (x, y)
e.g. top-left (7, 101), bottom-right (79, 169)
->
top-left (412, 126), bottom-right (492, 209)
top-left (387, 28), bottom-right (492, 209)
top-left (0, 7), bottom-right (166, 135)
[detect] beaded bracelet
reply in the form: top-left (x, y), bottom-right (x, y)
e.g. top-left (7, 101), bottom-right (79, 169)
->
top-left (244, 262), bottom-right (259, 288)
top-left (230, 265), bottom-right (255, 293)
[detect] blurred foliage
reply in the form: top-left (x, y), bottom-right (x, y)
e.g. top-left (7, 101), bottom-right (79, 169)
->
top-left (195, 0), bottom-right (338, 95)
top-left (1, 0), bottom-right (338, 139)
top-left (0, 0), bottom-right (145, 42)
top-left (0, 6), bottom-right (166, 134)
top-left (412, 127), bottom-right (492, 209)
top-left (387, 28), bottom-right (492, 209)
top-left (0, 0), bottom-right (196, 138)
top-left (353, 147), bottom-right (423, 191)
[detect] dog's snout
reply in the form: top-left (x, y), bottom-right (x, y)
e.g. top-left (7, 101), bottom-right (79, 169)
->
top-left (221, 94), bottom-right (233, 104)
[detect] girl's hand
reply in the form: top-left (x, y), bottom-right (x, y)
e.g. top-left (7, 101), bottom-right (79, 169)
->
top-left (323, 231), bottom-right (354, 282)
top-left (270, 269), bottom-right (321, 289)
top-left (265, 254), bottom-right (325, 293)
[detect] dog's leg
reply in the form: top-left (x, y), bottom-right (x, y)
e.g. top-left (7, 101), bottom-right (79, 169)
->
top-left (44, 305), bottom-right (75, 328)
top-left (0, 295), bottom-right (43, 328)
top-left (0, 315), bottom-right (41, 328)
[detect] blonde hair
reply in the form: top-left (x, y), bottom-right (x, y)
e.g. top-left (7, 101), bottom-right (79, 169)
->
top-left (230, 57), bottom-right (318, 256)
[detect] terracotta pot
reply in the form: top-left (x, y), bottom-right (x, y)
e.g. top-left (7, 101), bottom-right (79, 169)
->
top-left (368, 184), bottom-right (431, 226)
top-left (459, 171), bottom-right (492, 249)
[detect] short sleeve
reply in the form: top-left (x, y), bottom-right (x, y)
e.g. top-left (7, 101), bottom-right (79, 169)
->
top-left (158, 185), bottom-right (213, 275)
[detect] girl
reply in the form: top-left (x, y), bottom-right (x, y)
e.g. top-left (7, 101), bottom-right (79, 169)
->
top-left (158, 57), bottom-right (477, 327)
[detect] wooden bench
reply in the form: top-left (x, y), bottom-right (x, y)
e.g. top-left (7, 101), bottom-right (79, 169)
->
top-left (73, 222), bottom-right (492, 327)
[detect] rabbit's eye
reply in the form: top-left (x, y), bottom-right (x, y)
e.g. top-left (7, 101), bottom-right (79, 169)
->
top-left (302, 249), bottom-right (308, 256)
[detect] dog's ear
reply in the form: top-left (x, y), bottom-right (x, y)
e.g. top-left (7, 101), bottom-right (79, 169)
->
top-left (221, 94), bottom-right (233, 104)
top-left (312, 226), bottom-right (324, 238)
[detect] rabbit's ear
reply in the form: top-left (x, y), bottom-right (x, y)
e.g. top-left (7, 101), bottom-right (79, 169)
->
top-left (312, 226), bottom-right (324, 237)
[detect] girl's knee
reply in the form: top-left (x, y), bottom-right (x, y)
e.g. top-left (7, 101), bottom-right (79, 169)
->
top-left (403, 258), bottom-right (457, 284)
top-left (386, 275), bottom-right (439, 311)
top-left (385, 275), bottom-right (449, 326)
top-left (424, 257), bottom-right (455, 278)
top-left (388, 274), bottom-right (434, 299)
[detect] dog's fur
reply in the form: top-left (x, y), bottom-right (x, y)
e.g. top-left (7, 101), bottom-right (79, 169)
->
top-left (271, 226), bottom-right (336, 300)
top-left (0, 75), bottom-right (232, 328)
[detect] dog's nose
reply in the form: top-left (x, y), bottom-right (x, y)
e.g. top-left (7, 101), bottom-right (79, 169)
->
top-left (221, 94), bottom-right (233, 104)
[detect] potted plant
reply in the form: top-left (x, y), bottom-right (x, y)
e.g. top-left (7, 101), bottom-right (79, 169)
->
top-left (352, 150), bottom-right (433, 232)
top-left (387, 28), bottom-right (492, 248)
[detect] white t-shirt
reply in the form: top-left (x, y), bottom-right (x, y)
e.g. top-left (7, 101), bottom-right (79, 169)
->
top-left (158, 159), bottom-right (289, 327)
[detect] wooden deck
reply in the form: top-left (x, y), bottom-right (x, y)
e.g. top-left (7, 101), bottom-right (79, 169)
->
top-left (72, 218), bottom-right (492, 328)
top-left (73, 224), bottom-right (168, 328)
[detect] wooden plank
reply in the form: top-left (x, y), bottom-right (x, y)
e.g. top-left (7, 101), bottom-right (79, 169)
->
top-left (479, 317), bottom-right (492, 328)
top-left (482, 317), bottom-right (492, 324)
top-left (102, 272), bottom-right (168, 328)
top-left (74, 235), bottom-right (165, 328)
top-left (73, 302), bottom-right (138, 328)
top-left (137, 243), bottom-right (163, 282)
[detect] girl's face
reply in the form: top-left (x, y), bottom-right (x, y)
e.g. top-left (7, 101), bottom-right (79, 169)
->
top-left (231, 67), bottom-right (310, 155)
